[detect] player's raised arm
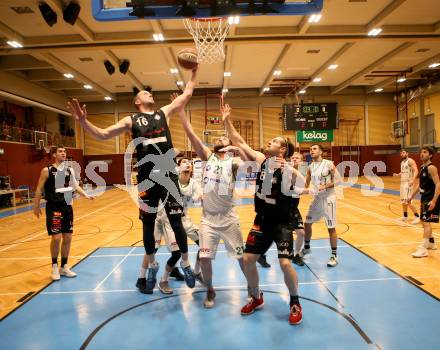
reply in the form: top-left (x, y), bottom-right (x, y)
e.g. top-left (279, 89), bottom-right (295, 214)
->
top-left (222, 104), bottom-right (265, 164)
top-left (68, 99), bottom-right (131, 140)
top-left (162, 67), bottom-right (198, 117)
top-left (172, 93), bottom-right (211, 161)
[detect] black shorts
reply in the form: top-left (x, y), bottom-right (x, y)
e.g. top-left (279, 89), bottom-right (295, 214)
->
top-left (46, 203), bottom-right (73, 235)
top-left (244, 213), bottom-right (294, 259)
top-left (421, 198), bottom-right (440, 223)
top-left (137, 171), bottom-right (184, 219)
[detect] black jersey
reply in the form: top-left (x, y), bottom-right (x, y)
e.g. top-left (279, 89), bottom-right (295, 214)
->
top-left (254, 159), bottom-right (296, 223)
top-left (44, 165), bottom-right (73, 206)
top-left (419, 163), bottom-right (436, 200)
top-left (131, 110), bottom-right (174, 172)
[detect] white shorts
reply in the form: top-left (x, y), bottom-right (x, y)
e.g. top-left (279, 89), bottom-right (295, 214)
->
top-left (305, 194), bottom-right (337, 229)
top-left (199, 209), bottom-right (244, 259)
top-left (154, 215), bottom-right (199, 252)
top-left (400, 183), bottom-right (413, 204)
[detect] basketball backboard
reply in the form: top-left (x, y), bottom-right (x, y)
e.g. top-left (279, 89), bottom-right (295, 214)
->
top-left (92, 0), bottom-right (323, 21)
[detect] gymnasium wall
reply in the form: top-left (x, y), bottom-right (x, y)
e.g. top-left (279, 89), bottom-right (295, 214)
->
top-left (0, 141), bottom-right (83, 189)
top-left (403, 89), bottom-right (440, 147)
top-left (83, 93), bottom-right (398, 157)
top-left (386, 152), bottom-right (440, 176)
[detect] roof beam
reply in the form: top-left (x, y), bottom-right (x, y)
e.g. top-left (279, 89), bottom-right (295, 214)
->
top-left (368, 53), bottom-right (440, 93)
top-left (2, 33), bottom-right (439, 56)
top-left (0, 55), bottom-right (52, 70)
top-left (104, 50), bottom-right (144, 91)
top-left (367, 0), bottom-right (408, 32)
top-left (150, 20), bottom-right (186, 88)
top-left (302, 42), bottom-right (354, 92)
top-left (0, 21), bottom-right (24, 43)
top-left (222, 25), bottom-right (237, 93)
top-left (258, 44), bottom-right (291, 96)
top-left (26, 69), bottom-right (65, 81)
top-left (332, 42), bottom-right (414, 94)
top-left (33, 53), bottom-right (115, 100)
top-left (297, 16), bottom-right (312, 35)
top-left (45, 80), bottom-right (85, 90)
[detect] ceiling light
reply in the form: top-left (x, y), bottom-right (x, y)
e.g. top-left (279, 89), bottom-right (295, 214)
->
top-left (273, 70), bottom-right (282, 76)
top-left (374, 88), bottom-right (383, 93)
top-left (368, 28), bottom-right (382, 36)
top-left (170, 68), bottom-right (178, 74)
top-left (299, 89), bottom-right (306, 94)
top-left (6, 40), bottom-right (23, 48)
top-left (104, 96), bottom-right (112, 101)
top-left (308, 14), bottom-right (322, 23)
top-left (222, 88), bottom-right (228, 93)
top-left (263, 87), bottom-right (270, 92)
top-left (38, 1), bottom-right (57, 27)
top-left (397, 77), bottom-right (406, 83)
top-left (153, 33), bottom-right (164, 41)
top-left (328, 64), bottom-right (338, 70)
top-left (428, 62), bottom-right (440, 68)
top-left (313, 77), bottom-right (322, 83)
top-left (63, 73), bottom-right (74, 79)
top-left (224, 72), bottom-right (232, 77)
top-left (176, 81), bottom-right (184, 86)
top-left (228, 16), bottom-right (240, 25)
top-left (83, 84), bottom-right (93, 90)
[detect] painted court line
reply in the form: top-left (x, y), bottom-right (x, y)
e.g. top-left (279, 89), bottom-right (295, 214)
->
top-left (340, 201), bottom-right (440, 238)
top-left (0, 241), bottom-right (428, 261)
top-left (3, 275), bottom-right (440, 296)
top-left (93, 247), bottom-right (137, 291)
top-left (0, 197), bottom-right (128, 253)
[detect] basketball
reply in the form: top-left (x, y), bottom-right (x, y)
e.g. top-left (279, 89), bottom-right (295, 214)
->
top-left (177, 48), bottom-right (198, 70)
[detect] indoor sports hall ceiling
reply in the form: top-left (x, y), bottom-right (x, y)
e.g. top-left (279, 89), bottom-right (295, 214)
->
top-left (0, 0), bottom-right (440, 102)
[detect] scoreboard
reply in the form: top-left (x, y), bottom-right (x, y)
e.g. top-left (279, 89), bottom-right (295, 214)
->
top-left (283, 103), bottom-right (338, 130)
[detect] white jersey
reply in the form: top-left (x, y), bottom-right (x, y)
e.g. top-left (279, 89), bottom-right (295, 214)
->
top-left (309, 159), bottom-right (335, 197)
top-left (202, 153), bottom-right (236, 215)
top-left (400, 158), bottom-right (414, 184)
top-left (157, 177), bottom-right (201, 221)
top-left (292, 163), bottom-right (308, 199)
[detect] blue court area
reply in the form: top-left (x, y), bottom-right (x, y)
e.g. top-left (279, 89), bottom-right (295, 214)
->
top-left (1, 239), bottom-right (439, 350)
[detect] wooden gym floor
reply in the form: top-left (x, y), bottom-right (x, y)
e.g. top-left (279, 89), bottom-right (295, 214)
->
top-left (0, 176), bottom-right (439, 320)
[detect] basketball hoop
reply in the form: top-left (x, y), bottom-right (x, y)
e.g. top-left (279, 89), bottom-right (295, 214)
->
top-left (183, 17), bottom-right (230, 64)
top-left (44, 145), bottom-right (52, 154)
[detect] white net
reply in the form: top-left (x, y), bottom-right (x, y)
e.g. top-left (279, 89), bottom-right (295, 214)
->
top-left (183, 17), bottom-right (230, 64)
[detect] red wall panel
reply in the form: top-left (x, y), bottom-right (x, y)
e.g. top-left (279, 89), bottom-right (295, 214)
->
top-left (0, 142), bottom-right (83, 189)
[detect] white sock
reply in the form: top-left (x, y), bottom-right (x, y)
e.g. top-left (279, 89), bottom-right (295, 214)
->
top-left (180, 259), bottom-right (190, 268)
top-left (52, 263), bottom-right (58, 269)
top-left (139, 267), bottom-right (147, 278)
top-left (162, 270), bottom-right (170, 282)
top-left (422, 239), bottom-right (430, 248)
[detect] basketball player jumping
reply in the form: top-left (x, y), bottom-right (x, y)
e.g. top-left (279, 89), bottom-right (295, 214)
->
top-left (177, 101), bottom-right (247, 309)
top-left (67, 67), bottom-right (198, 293)
top-left (393, 149), bottom-right (420, 224)
top-left (34, 146), bottom-right (94, 280)
top-left (410, 146), bottom-right (438, 258)
top-left (137, 157), bottom-right (204, 295)
top-left (222, 104), bottom-right (304, 325)
top-left (303, 144), bottom-right (339, 267)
